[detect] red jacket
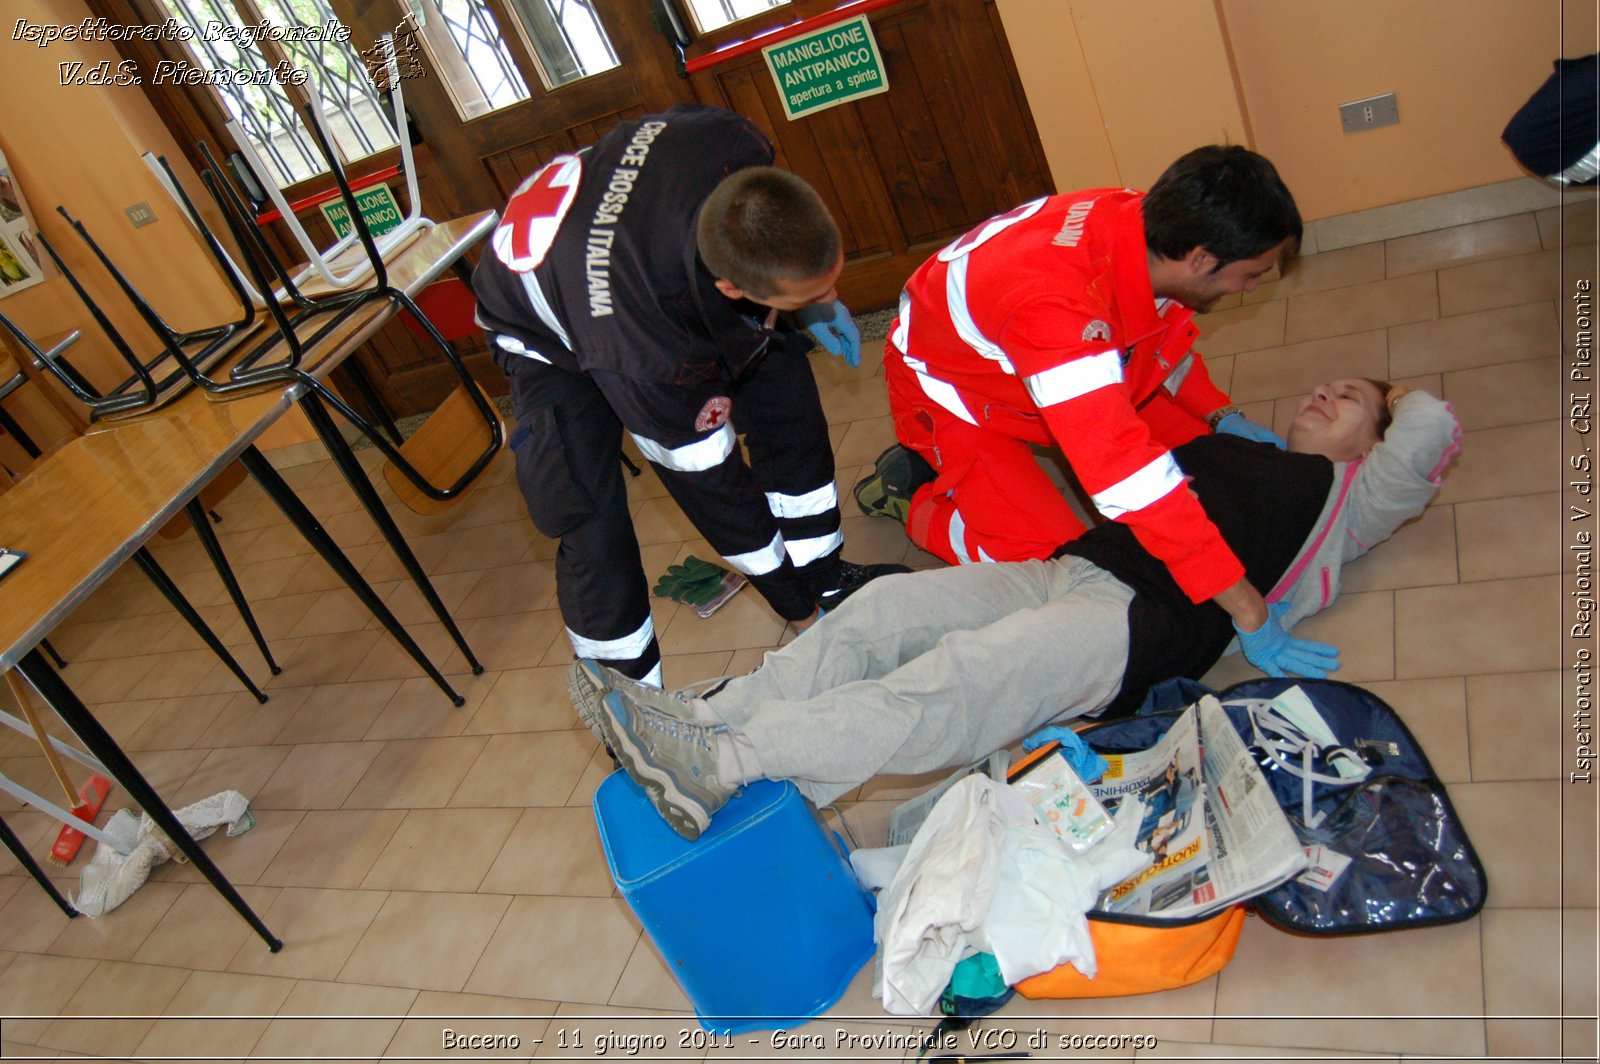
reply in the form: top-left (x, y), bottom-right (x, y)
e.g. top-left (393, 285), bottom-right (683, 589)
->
top-left (893, 189), bottom-right (1243, 603)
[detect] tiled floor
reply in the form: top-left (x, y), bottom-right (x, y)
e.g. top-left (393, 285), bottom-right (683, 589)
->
top-left (0, 196), bottom-right (1595, 1062)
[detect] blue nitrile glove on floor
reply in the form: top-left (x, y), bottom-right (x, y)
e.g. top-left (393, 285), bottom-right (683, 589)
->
top-left (1235, 601), bottom-right (1341, 678)
top-left (795, 300), bottom-right (861, 368)
top-left (1022, 725), bottom-right (1110, 783)
top-left (1215, 411), bottom-right (1288, 449)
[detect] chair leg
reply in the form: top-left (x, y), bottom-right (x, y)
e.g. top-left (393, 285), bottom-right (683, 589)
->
top-left (0, 405), bottom-right (39, 459)
top-left (0, 809), bottom-right (77, 918)
top-left (185, 499), bottom-right (280, 676)
top-left (297, 391), bottom-right (484, 676)
top-left (40, 639), bottom-right (67, 669)
top-left (237, 446), bottom-right (467, 706)
top-left (131, 549), bottom-right (267, 703)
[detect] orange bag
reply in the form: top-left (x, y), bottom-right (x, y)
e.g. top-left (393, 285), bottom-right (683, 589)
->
top-left (1006, 739), bottom-right (1245, 999)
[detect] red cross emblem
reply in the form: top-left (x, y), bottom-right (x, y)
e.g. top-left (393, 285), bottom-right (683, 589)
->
top-left (492, 154), bottom-right (582, 272)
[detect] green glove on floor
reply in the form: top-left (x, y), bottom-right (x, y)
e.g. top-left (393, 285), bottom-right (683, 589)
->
top-left (653, 556), bottom-right (732, 605)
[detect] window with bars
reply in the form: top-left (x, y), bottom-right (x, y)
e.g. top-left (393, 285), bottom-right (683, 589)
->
top-left (152, 0), bottom-right (397, 187)
top-left (682, 0), bottom-right (788, 34)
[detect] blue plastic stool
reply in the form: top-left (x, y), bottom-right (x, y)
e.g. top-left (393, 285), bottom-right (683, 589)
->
top-left (594, 772), bottom-right (875, 1034)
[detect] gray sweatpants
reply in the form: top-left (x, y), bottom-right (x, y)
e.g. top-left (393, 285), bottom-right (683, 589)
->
top-left (704, 557), bottom-right (1134, 806)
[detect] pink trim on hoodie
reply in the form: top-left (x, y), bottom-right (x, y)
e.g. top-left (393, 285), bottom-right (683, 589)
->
top-left (1267, 460), bottom-right (1361, 603)
top-left (1426, 402), bottom-right (1463, 484)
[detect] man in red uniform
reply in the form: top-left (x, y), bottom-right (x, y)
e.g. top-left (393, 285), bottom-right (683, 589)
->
top-left (858, 145), bottom-right (1321, 671)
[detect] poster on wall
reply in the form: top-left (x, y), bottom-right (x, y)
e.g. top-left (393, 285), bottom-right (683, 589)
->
top-left (0, 147), bottom-right (49, 299)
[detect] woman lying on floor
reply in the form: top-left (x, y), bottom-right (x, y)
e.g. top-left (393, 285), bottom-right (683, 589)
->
top-left (572, 380), bottom-right (1460, 839)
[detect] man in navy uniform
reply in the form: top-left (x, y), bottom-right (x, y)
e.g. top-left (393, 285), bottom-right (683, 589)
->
top-left (474, 103), bottom-right (905, 687)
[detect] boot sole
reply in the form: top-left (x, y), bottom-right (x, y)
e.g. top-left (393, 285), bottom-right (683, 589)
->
top-left (598, 691), bottom-right (711, 841)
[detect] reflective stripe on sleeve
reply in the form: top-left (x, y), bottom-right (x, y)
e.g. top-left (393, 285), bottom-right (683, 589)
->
top-left (766, 482), bottom-right (838, 520)
top-left (1090, 453), bottom-right (1186, 519)
top-left (1162, 352), bottom-right (1194, 396)
top-left (519, 271), bottom-right (571, 351)
top-left (944, 255), bottom-right (1017, 375)
top-left (723, 532), bottom-right (788, 576)
top-left (565, 614), bottom-right (655, 662)
top-left (902, 353), bottom-right (978, 426)
top-left (492, 334), bottom-right (553, 365)
top-left (947, 508), bottom-right (974, 565)
top-left (1557, 144), bottom-right (1600, 185)
top-left (629, 424), bottom-right (736, 473)
top-left (785, 529), bottom-right (843, 568)
top-left (1022, 350), bottom-right (1122, 408)
top-left (891, 289), bottom-right (911, 351)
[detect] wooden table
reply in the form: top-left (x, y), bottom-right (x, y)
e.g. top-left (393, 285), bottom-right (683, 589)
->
top-left (0, 212), bottom-right (497, 949)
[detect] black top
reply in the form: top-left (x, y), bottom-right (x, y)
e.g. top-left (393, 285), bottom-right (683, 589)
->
top-left (1059, 434), bottom-right (1334, 716)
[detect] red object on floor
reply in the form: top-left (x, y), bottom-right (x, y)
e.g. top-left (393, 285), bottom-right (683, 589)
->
top-left (49, 774), bottom-right (113, 866)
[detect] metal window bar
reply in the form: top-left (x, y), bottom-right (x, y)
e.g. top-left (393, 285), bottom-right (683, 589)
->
top-left (254, 0), bottom-right (395, 159)
top-left (433, 0), bottom-right (528, 109)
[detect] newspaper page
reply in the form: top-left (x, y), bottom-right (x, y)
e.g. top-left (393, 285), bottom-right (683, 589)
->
top-left (1089, 696), bottom-right (1305, 919)
top-left (887, 750), bottom-right (1011, 846)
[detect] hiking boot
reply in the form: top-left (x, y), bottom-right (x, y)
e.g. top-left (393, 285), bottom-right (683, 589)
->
top-left (598, 689), bottom-right (734, 841)
top-left (817, 559), bottom-right (911, 612)
top-left (854, 444), bottom-right (937, 523)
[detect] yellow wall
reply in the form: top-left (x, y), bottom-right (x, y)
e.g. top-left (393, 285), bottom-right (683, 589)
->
top-left (999, 0), bottom-right (1597, 219)
top-left (0, 0), bottom-right (315, 449)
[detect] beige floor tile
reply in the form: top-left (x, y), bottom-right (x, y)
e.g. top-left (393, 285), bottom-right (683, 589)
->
top-left (1442, 357), bottom-right (1560, 431)
top-left (1194, 298), bottom-right (1287, 355)
top-left (133, 882), bottom-right (281, 971)
top-left (1433, 422), bottom-right (1559, 506)
top-left (1455, 494), bottom-right (1562, 582)
top-left (1285, 273), bottom-right (1439, 345)
top-left (272, 678), bottom-right (404, 745)
top-left (448, 730), bottom-right (596, 808)
top-left (256, 809), bottom-right (404, 889)
top-left (464, 895), bottom-right (638, 1004)
top-left (151, 806), bottom-right (304, 889)
top-left (1450, 780), bottom-right (1562, 908)
top-left (631, 495), bottom-right (700, 546)
top-left (122, 690), bottom-right (231, 751)
top-left (1226, 329), bottom-right (1389, 404)
top-left (127, 648), bottom-right (234, 702)
top-left (568, 745), bottom-right (617, 809)
top-left (169, 743), bottom-right (290, 808)
top-left (607, 935), bottom-right (693, 1012)
top-left (35, 958), bottom-right (190, 1058)
top-left (1244, 242), bottom-right (1387, 305)
top-left (1361, 677), bottom-right (1470, 783)
top-left (364, 672), bottom-right (494, 742)
top-left (284, 587), bottom-right (376, 639)
top-left (1389, 301), bottom-right (1557, 378)
top-left (342, 735), bottom-right (491, 809)
top-left (478, 807), bottom-right (616, 898)
top-left (832, 415), bottom-right (898, 468)
top-left (347, 621), bottom-right (466, 683)
top-left (361, 807), bottom-right (519, 892)
top-left (433, 520), bottom-right (541, 576)
top-left (1483, 908), bottom-right (1575, 1060)
top-left (1396, 576), bottom-right (1560, 677)
top-left (136, 969), bottom-right (296, 1058)
top-left (226, 887), bottom-right (388, 981)
top-left (270, 629), bottom-right (385, 688)
top-left (1135, 1042), bottom-right (1386, 1061)
top-left (253, 741), bottom-right (386, 810)
top-left (1339, 504), bottom-right (1459, 594)
top-left (250, 980), bottom-right (413, 1058)
top-left (1464, 671), bottom-right (1564, 781)
top-left (837, 512), bottom-right (916, 567)
top-left (45, 880), bottom-right (183, 962)
top-left (1438, 248), bottom-right (1560, 318)
top-left (1386, 214), bottom-right (1543, 278)
top-left (815, 370), bottom-right (892, 425)
top-left (464, 665), bottom-right (582, 735)
top-left (656, 590), bottom-right (787, 655)
top-left (0, 953), bottom-right (99, 1014)
top-left (1213, 916), bottom-right (1485, 1056)
top-left (453, 561), bottom-right (558, 619)
top-left (388, 989), bottom-right (552, 1059)
top-left (1561, 791), bottom-right (1596, 908)
top-left (453, 609), bottom-right (567, 673)
top-left (338, 890), bottom-right (511, 992)
top-left (1536, 198), bottom-right (1599, 249)
top-left (225, 590), bottom-right (322, 644)
top-left (194, 686), bottom-right (314, 749)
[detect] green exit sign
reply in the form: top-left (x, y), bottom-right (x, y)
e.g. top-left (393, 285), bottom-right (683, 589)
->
top-left (319, 183), bottom-right (404, 239)
top-left (763, 14), bottom-right (889, 121)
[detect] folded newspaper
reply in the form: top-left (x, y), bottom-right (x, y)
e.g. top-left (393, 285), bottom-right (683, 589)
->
top-left (1079, 696), bottom-right (1306, 919)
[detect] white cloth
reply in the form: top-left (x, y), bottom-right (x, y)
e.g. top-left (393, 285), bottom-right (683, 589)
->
top-left (73, 790), bottom-right (254, 918)
top-left (874, 776), bottom-right (1031, 1015)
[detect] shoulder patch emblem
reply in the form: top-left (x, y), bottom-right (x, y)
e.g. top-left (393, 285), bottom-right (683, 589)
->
top-left (695, 396), bottom-right (733, 433)
top-left (1082, 320), bottom-right (1112, 343)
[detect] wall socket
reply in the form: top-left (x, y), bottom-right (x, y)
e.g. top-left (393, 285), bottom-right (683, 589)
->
top-left (1339, 93), bottom-right (1399, 134)
top-left (125, 201), bottom-right (158, 227)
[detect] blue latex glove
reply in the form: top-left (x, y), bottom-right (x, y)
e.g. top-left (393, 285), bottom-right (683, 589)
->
top-left (1235, 602), bottom-right (1341, 679)
top-left (795, 300), bottom-right (861, 368)
top-left (1215, 411), bottom-right (1287, 450)
top-left (1022, 725), bottom-right (1110, 784)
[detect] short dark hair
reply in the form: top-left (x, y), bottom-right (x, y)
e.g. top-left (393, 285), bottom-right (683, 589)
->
top-left (696, 167), bottom-right (840, 299)
top-left (1142, 145), bottom-right (1302, 269)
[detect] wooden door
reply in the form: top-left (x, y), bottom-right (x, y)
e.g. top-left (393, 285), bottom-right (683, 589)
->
top-left (342, 0), bottom-right (1050, 413)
